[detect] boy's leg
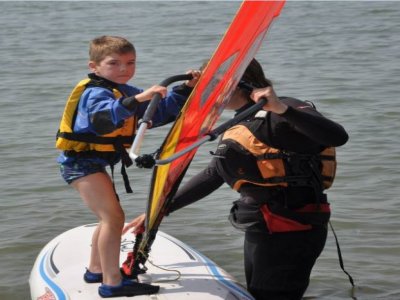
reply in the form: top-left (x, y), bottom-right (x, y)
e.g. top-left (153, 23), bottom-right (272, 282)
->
top-left (72, 172), bottom-right (124, 286)
top-left (89, 223), bottom-right (102, 273)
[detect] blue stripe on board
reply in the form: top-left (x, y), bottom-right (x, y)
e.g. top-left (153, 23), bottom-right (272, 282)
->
top-left (195, 250), bottom-right (254, 300)
top-left (38, 249), bottom-right (67, 300)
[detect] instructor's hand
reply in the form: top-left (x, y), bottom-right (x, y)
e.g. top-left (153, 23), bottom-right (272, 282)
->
top-left (251, 86), bottom-right (288, 114)
top-left (122, 213), bottom-right (145, 235)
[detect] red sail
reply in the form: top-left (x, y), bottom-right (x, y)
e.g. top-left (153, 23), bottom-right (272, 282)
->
top-left (146, 0), bottom-right (286, 231)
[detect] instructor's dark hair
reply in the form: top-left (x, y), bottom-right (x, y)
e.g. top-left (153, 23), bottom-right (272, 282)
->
top-left (241, 58), bottom-right (272, 88)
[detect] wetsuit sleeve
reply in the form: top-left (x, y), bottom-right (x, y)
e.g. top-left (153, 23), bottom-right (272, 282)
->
top-left (267, 98), bottom-right (349, 150)
top-left (280, 105), bottom-right (348, 146)
top-left (167, 159), bottom-right (224, 214)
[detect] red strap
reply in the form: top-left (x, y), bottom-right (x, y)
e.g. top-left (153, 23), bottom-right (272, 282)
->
top-left (295, 203), bottom-right (330, 213)
top-left (260, 204), bottom-right (312, 233)
top-left (121, 252), bottom-right (135, 276)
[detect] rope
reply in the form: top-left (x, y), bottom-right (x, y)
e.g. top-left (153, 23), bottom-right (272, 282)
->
top-left (137, 249), bottom-right (181, 283)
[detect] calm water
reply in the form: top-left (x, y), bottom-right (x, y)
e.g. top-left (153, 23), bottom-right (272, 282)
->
top-left (1, 1), bottom-right (400, 299)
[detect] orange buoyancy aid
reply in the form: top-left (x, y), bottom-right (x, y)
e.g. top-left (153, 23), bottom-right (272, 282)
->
top-left (56, 78), bottom-right (137, 154)
top-left (220, 124), bottom-right (336, 192)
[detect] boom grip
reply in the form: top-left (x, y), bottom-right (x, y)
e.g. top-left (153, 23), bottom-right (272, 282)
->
top-left (129, 73), bottom-right (193, 160)
top-left (141, 74), bottom-right (193, 124)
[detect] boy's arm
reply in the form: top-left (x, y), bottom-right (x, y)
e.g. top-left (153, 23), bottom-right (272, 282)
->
top-left (134, 83), bottom-right (194, 128)
top-left (137, 70), bottom-right (200, 127)
top-left (153, 83), bottom-right (194, 127)
top-left (78, 87), bottom-right (134, 135)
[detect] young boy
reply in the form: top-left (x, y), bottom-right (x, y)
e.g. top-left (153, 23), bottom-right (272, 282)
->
top-left (56, 35), bottom-right (200, 298)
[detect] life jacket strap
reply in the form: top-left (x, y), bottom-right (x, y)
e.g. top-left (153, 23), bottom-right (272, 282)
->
top-left (105, 161), bottom-right (133, 196)
top-left (329, 221), bottom-right (355, 288)
top-left (112, 136), bottom-right (133, 193)
top-left (109, 164), bottom-right (120, 202)
top-left (57, 131), bottom-right (133, 145)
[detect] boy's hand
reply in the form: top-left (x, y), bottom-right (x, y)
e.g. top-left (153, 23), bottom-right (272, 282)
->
top-left (185, 69), bottom-right (202, 88)
top-left (135, 85), bottom-right (167, 102)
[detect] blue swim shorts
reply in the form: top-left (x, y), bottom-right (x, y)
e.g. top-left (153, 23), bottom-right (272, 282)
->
top-left (60, 159), bottom-right (106, 184)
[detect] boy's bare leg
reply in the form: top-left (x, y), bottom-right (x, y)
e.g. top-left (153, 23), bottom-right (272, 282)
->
top-left (73, 172), bottom-right (124, 286)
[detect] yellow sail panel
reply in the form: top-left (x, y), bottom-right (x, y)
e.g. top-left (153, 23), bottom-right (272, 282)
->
top-left (147, 116), bottom-right (185, 230)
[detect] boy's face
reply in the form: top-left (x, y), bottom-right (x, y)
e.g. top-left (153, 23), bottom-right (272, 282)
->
top-left (89, 52), bottom-right (136, 84)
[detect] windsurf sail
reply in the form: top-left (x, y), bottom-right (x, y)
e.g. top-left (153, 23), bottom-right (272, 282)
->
top-left (129, 0), bottom-right (286, 276)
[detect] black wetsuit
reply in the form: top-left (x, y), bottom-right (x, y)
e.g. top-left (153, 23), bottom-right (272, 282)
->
top-left (167, 97), bottom-right (348, 300)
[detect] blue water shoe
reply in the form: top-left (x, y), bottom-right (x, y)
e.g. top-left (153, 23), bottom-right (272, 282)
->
top-left (84, 268), bottom-right (135, 283)
top-left (83, 269), bottom-right (103, 283)
top-left (99, 278), bottom-right (160, 298)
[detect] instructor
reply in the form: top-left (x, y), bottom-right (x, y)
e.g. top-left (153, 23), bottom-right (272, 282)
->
top-left (125, 58), bottom-right (349, 300)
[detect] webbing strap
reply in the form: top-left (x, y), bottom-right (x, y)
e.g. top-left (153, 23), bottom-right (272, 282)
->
top-left (109, 163), bottom-right (133, 197)
top-left (57, 131), bottom-right (133, 145)
top-left (109, 164), bottom-right (120, 202)
top-left (120, 164), bottom-right (133, 193)
top-left (329, 221), bottom-right (355, 287)
top-left (113, 138), bottom-right (133, 194)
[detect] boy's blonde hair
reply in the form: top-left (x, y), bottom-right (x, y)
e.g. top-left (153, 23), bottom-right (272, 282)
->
top-left (89, 36), bottom-right (136, 63)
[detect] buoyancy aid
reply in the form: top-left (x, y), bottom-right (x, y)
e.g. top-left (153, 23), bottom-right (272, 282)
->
top-left (56, 76), bottom-right (137, 193)
top-left (56, 78), bottom-right (136, 155)
top-left (217, 111), bottom-right (335, 233)
top-left (217, 120), bottom-right (336, 192)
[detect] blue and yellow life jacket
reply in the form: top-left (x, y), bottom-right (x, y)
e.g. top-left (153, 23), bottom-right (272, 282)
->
top-left (56, 76), bottom-right (137, 193)
top-left (56, 78), bottom-right (137, 154)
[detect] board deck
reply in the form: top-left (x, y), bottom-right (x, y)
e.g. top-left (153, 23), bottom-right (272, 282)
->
top-left (29, 224), bottom-right (254, 300)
